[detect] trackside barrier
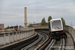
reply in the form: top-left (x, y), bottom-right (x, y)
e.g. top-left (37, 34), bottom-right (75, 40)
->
top-left (64, 25), bottom-right (75, 42)
top-left (0, 28), bottom-right (35, 46)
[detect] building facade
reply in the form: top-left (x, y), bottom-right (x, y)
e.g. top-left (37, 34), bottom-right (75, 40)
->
top-left (32, 23), bottom-right (41, 27)
top-left (0, 24), bottom-right (4, 29)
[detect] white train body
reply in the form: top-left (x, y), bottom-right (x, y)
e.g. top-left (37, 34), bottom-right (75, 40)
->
top-left (48, 18), bottom-right (65, 39)
top-left (50, 18), bottom-right (63, 32)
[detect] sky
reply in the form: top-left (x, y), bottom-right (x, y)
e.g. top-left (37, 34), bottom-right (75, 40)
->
top-left (0, 0), bottom-right (75, 27)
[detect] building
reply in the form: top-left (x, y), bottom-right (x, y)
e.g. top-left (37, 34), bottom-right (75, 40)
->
top-left (0, 24), bottom-right (4, 29)
top-left (8, 25), bottom-right (18, 29)
top-left (7, 25), bottom-right (24, 29)
top-left (32, 23), bottom-right (41, 27)
top-left (19, 25), bottom-right (23, 28)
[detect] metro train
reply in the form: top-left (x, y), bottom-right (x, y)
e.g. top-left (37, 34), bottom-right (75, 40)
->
top-left (48, 18), bottom-right (65, 39)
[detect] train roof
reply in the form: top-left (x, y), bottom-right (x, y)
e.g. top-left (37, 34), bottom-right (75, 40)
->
top-left (50, 18), bottom-right (61, 21)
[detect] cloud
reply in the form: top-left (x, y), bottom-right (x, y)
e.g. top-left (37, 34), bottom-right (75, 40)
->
top-left (0, 0), bottom-right (75, 27)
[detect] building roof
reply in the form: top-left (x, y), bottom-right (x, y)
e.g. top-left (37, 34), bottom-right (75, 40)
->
top-left (32, 23), bottom-right (41, 25)
top-left (0, 24), bottom-right (4, 25)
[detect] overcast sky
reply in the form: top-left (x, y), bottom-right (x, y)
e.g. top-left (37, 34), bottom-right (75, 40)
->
top-left (0, 0), bottom-right (75, 27)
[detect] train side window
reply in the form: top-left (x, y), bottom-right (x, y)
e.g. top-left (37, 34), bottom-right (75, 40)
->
top-left (20, 32), bottom-right (21, 33)
top-left (24, 31), bottom-right (25, 32)
top-left (17, 32), bottom-right (19, 34)
top-left (24, 31), bottom-right (25, 33)
top-left (10, 33), bottom-right (12, 35)
top-left (0, 34), bottom-right (4, 37)
top-left (22, 31), bottom-right (24, 33)
top-left (5, 33), bottom-right (8, 36)
top-left (14, 32), bottom-right (16, 35)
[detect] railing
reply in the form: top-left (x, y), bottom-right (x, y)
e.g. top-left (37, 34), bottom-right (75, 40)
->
top-left (0, 28), bottom-right (35, 46)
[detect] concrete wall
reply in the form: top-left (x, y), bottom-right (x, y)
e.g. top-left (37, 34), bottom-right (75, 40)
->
top-left (64, 25), bottom-right (75, 42)
top-left (0, 28), bottom-right (35, 46)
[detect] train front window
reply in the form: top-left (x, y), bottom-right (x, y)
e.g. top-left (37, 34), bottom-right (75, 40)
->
top-left (52, 20), bottom-right (61, 30)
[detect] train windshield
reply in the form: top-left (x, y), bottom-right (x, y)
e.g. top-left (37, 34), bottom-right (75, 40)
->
top-left (52, 20), bottom-right (62, 30)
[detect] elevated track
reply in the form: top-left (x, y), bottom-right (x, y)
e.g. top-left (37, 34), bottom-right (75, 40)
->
top-left (0, 25), bottom-right (75, 50)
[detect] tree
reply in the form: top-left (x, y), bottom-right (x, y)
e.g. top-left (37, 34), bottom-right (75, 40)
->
top-left (6, 26), bottom-right (10, 29)
top-left (28, 24), bottom-right (33, 27)
top-left (41, 17), bottom-right (47, 26)
top-left (61, 17), bottom-right (66, 25)
top-left (0, 28), bottom-right (2, 30)
top-left (48, 16), bottom-right (52, 21)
